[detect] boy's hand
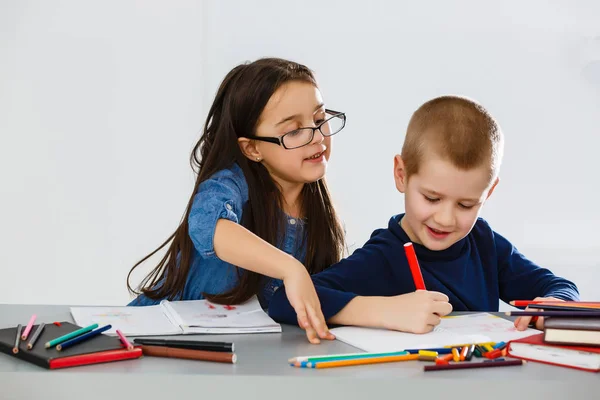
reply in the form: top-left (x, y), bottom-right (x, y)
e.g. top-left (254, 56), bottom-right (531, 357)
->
top-left (282, 264), bottom-right (335, 344)
top-left (514, 296), bottom-right (564, 331)
top-left (379, 290), bottom-right (453, 334)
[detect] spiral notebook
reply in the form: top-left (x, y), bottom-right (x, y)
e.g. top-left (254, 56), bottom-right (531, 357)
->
top-left (70, 296), bottom-right (282, 336)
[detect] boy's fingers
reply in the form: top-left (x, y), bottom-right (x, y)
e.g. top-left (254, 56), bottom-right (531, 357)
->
top-left (426, 314), bottom-right (442, 326)
top-left (514, 317), bottom-right (522, 329)
top-left (516, 316), bottom-right (531, 331)
top-left (429, 291), bottom-right (450, 302)
top-left (433, 301), bottom-right (453, 316)
top-left (535, 316), bottom-right (545, 330)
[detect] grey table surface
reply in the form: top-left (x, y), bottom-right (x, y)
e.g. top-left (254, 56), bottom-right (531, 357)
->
top-left (0, 304), bottom-right (597, 400)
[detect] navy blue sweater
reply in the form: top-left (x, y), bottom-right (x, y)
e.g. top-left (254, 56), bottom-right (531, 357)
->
top-left (268, 214), bottom-right (579, 325)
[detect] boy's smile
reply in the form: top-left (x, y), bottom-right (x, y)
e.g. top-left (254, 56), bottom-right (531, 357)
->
top-left (394, 153), bottom-right (499, 251)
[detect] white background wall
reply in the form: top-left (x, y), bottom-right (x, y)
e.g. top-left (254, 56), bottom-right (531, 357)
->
top-left (1, 0), bottom-right (599, 306)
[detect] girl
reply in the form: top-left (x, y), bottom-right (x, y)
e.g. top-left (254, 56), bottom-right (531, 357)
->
top-left (127, 58), bottom-right (347, 343)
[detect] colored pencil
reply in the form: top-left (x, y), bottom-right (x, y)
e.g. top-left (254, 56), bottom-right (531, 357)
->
top-left (27, 323), bottom-right (45, 350)
top-left (45, 323), bottom-right (99, 348)
top-left (424, 359), bottom-right (525, 372)
top-left (116, 329), bottom-right (134, 351)
top-left (56, 324), bottom-right (111, 351)
top-left (510, 300), bottom-right (600, 307)
top-left (451, 348), bottom-right (460, 362)
top-left (293, 353), bottom-right (419, 369)
top-left (526, 304), bottom-right (600, 312)
top-left (465, 344), bottom-right (475, 361)
top-left (140, 345), bottom-right (236, 364)
top-left (443, 341), bottom-right (494, 348)
top-left (288, 350), bottom-right (409, 364)
top-left (403, 242), bottom-right (426, 290)
top-left (404, 347), bottom-right (453, 355)
top-left (133, 338), bottom-right (234, 353)
top-left (506, 311), bottom-right (600, 317)
top-left (21, 315), bottom-right (37, 340)
top-left (13, 324), bottom-right (22, 354)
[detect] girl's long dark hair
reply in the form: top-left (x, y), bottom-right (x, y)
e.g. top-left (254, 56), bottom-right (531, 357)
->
top-left (127, 58), bottom-right (345, 304)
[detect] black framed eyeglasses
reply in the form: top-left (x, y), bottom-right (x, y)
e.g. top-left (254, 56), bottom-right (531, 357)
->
top-left (245, 109), bottom-right (346, 150)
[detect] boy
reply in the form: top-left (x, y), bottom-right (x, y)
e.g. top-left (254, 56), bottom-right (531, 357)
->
top-left (268, 95), bottom-right (579, 343)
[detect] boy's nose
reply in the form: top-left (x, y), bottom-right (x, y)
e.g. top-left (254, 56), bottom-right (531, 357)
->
top-left (434, 206), bottom-right (455, 229)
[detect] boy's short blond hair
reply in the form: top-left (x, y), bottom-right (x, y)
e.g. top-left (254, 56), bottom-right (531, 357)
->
top-left (401, 95), bottom-right (504, 182)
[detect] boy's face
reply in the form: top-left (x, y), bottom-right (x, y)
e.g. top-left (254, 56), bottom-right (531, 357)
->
top-left (394, 152), bottom-right (498, 251)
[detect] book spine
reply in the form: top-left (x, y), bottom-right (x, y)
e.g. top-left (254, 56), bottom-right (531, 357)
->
top-left (160, 300), bottom-right (185, 332)
top-left (49, 347), bottom-right (142, 369)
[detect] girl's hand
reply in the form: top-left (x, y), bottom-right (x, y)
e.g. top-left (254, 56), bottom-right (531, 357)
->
top-left (282, 264), bottom-right (335, 344)
top-left (514, 296), bottom-right (563, 331)
top-left (379, 290), bottom-right (453, 334)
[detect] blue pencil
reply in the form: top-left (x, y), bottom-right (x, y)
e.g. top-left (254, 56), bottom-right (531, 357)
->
top-left (404, 347), bottom-right (453, 355)
top-left (56, 324), bottom-right (112, 351)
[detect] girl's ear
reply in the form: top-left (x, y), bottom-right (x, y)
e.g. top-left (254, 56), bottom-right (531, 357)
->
top-left (393, 155), bottom-right (408, 193)
top-left (238, 138), bottom-right (263, 162)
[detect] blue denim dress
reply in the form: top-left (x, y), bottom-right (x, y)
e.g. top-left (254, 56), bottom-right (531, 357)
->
top-left (128, 163), bottom-right (307, 309)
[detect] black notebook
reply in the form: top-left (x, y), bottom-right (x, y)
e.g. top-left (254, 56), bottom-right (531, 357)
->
top-left (0, 321), bottom-right (142, 369)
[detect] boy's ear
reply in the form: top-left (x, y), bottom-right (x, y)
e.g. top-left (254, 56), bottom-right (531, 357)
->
top-left (237, 137), bottom-right (263, 162)
top-left (486, 177), bottom-right (500, 200)
top-left (393, 155), bottom-right (408, 193)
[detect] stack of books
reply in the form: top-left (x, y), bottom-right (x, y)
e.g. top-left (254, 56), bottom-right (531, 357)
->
top-left (506, 301), bottom-right (600, 372)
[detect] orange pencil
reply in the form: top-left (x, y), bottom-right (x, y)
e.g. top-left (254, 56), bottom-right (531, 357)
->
top-left (296, 353), bottom-right (419, 369)
top-left (459, 346), bottom-right (468, 361)
top-left (435, 353), bottom-right (454, 365)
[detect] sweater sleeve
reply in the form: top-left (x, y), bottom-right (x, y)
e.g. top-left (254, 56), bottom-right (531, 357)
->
top-left (268, 238), bottom-right (398, 325)
top-left (494, 230), bottom-right (580, 302)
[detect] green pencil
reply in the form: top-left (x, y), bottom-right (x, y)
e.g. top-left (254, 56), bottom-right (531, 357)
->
top-left (44, 323), bottom-right (99, 348)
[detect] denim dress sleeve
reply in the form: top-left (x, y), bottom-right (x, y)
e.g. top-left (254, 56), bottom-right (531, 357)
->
top-left (188, 164), bottom-right (249, 257)
top-left (127, 164), bottom-right (249, 306)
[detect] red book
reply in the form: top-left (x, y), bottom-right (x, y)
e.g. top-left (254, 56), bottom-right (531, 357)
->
top-left (506, 333), bottom-right (600, 373)
top-left (50, 347), bottom-right (142, 369)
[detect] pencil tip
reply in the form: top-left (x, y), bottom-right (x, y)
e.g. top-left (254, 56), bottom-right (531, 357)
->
top-left (509, 301), bottom-right (515, 305)
top-left (504, 312), bottom-right (510, 316)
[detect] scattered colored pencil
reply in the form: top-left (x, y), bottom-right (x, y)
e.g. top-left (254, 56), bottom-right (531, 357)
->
top-left (45, 323), bottom-right (99, 349)
top-left (56, 324), bottom-right (111, 351)
top-left (288, 350), bottom-right (409, 363)
top-left (291, 353), bottom-right (419, 369)
top-left (13, 324), bottom-right (22, 354)
top-left (424, 359), bottom-right (525, 372)
top-left (116, 329), bottom-right (134, 351)
top-left (21, 315), bottom-right (37, 340)
top-left (506, 311), bottom-right (600, 318)
top-left (510, 300), bottom-right (600, 307)
top-left (26, 323), bottom-right (45, 350)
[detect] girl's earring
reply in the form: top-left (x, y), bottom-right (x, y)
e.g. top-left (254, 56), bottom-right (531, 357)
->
top-left (256, 157), bottom-right (261, 162)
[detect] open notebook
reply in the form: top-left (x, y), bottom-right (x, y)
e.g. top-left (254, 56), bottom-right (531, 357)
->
top-left (330, 313), bottom-right (539, 352)
top-left (70, 296), bottom-right (281, 336)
